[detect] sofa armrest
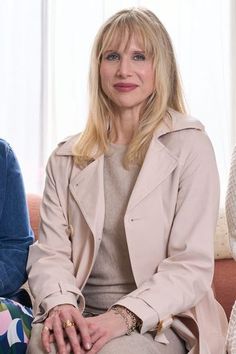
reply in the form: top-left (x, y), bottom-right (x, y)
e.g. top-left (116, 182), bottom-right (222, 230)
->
top-left (214, 258), bottom-right (236, 320)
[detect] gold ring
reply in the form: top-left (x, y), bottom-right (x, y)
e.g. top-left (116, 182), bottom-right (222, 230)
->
top-left (42, 326), bottom-right (51, 332)
top-left (63, 320), bottom-right (75, 329)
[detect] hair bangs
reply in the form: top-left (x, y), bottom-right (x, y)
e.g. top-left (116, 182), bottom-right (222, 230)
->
top-left (98, 14), bottom-right (154, 60)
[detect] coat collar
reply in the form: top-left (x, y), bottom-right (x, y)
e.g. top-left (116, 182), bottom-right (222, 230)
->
top-left (55, 109), bottom-right (205, 157)
top-left (127, 110), bottom-right (204, 211)
top-left (56, 110), bottom-right (204, 234)
top-left (154, 108), bottom-right (204, 138)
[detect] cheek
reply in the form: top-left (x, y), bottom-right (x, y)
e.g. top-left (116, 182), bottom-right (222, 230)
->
top-left (100, 66), bottom-right (105, 83)
top-left (100, 66), bottom-right (111, 92)
top-left (145, 68), bottom-right (155, 91)
top-left (100, 62), bottom-right (113, 80)
top-left (139, 65), bottom-right (155, 85)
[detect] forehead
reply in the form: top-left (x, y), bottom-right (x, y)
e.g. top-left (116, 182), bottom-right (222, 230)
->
top-left (104, 35), bottom-right (144, 52)
top-left (100, 27), bottom-right (153, 56)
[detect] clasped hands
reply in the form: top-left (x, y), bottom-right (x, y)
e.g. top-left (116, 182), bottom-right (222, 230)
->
top-left (41, 304), bottom-right (128, 354)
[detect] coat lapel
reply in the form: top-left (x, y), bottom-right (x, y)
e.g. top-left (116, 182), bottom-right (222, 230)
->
top-left (126, 136), bottom-right (178, 212)
top-left (68, 136), bottom-right (178, 232)
top-left (69, 155), bottom-right (105, 239)
top-left (58, 109), bottom-right (203, 236)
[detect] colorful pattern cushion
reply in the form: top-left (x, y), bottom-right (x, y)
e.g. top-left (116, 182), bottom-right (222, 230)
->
top-left (214, 208), bottom-right (232, 259)
top-left (0, 297), bottom-right (33, 354)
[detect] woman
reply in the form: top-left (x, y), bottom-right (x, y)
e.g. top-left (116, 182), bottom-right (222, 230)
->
top-left (27, 8), bottom-right (227, 354)
top-left (0, 139), bottom-right (34, 353)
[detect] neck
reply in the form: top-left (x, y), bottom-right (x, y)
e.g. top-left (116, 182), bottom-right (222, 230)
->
top-left (111, 109), bottom-right (140, 144)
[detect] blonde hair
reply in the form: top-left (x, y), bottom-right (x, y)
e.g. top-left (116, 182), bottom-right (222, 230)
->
top-left (74, 7), bottom-right (186, 167)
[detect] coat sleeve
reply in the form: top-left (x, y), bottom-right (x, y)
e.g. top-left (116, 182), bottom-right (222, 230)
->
top-left (115, 130), bottom-right (220, 333)
top-left (0, 141), bottom-right (33, 296)
top-left (27, 151), bottom-right (85, 322)
top-left (226, 145), bottom-right (236, 258)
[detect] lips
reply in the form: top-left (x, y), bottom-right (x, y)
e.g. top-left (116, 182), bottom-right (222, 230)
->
top-left (113, 83), bottom-right (138, 92)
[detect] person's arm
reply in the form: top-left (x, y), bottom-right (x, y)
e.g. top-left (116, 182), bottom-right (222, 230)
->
top-left (27, 152), bottom-right (84, 320)
top-left (226, 146), bottom-right (236, 258)
top-left (27, 151), bottom-right (92, 353)
top-left (114, 130), bottom-right (220, 334)
top-left (0, 141), bottom-right (34, 296)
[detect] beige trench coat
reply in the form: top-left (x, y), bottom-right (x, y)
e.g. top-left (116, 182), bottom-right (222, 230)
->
top-left (27, 109), bottom-right (228, 354)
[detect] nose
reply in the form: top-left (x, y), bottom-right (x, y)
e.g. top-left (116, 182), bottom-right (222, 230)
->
top-left (116, 57), bottom-right (132, 78)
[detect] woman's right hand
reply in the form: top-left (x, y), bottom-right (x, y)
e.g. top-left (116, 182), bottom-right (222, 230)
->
top-left (41, 304), bottom-right (92, 354)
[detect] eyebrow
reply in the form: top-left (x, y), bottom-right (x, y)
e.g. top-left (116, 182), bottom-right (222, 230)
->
top-left (103, 49), bottom-right (145, 55)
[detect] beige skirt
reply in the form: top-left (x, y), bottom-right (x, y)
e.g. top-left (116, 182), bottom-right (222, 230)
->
top-left (27, 323), bottom-right (187, 354)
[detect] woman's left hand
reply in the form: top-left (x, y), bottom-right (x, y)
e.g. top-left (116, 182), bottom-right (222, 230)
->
top-left (81, 310), bottom-right (127, 353)
top-left (48, 309), bottom-right (128, 353)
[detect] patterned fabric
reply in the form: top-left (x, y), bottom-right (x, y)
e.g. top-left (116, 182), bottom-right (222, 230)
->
top-left (226, 146), bottom-right (236, 351)
top-left (226, 301), bottom-right (236, 353)
top-left (214, 208), bottom-right (232, 259)
top-left (0, 297), bottom-right (33, 354)
top-left (226, 145), bottom-right (236, 259)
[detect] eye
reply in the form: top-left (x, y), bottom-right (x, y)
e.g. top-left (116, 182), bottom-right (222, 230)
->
top-left (133, 53), bottom-right (146, 61)
top-left (105, 52), bottom-right (120, 61)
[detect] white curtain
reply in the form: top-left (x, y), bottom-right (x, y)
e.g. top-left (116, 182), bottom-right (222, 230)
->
top-left (0, 0), bottom-right (234, 200)
top-left (231, 0), bottom-right (236, 146)
top-left (0, 0), bottom-right (42, 193)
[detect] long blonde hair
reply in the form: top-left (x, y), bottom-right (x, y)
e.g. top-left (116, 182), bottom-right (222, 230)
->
top-left (74, 7), bottom-right (186, 167)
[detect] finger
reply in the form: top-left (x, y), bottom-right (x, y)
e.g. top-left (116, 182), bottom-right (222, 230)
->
top-left (63, 323), bottom-right (82, 354)
top-left (72, 313), bottom-right (92, 351)
top-left (79, 347), bottom-right (87, 354)
top-left (52, 316), bottom-right (67, 354)
top-left (76, 335), bottom-right (87, 354)
top-left (90, 330), bottom-right (103, 346)
top-left (87, 336), bottom-right (108, 354)
top-left (41, 322), bottom-right (53, 353)
top-left (65, 341), bottom-right (72, 354)
top-left (49, 333), bottom-right (56, 343)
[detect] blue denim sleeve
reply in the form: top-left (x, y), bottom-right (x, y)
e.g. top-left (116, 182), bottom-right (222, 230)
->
top-left (0, 140), bottom-right (34, 296)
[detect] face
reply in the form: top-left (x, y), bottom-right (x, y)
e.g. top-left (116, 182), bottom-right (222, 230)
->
top-left (100, 36), bottom-right (155, 115)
